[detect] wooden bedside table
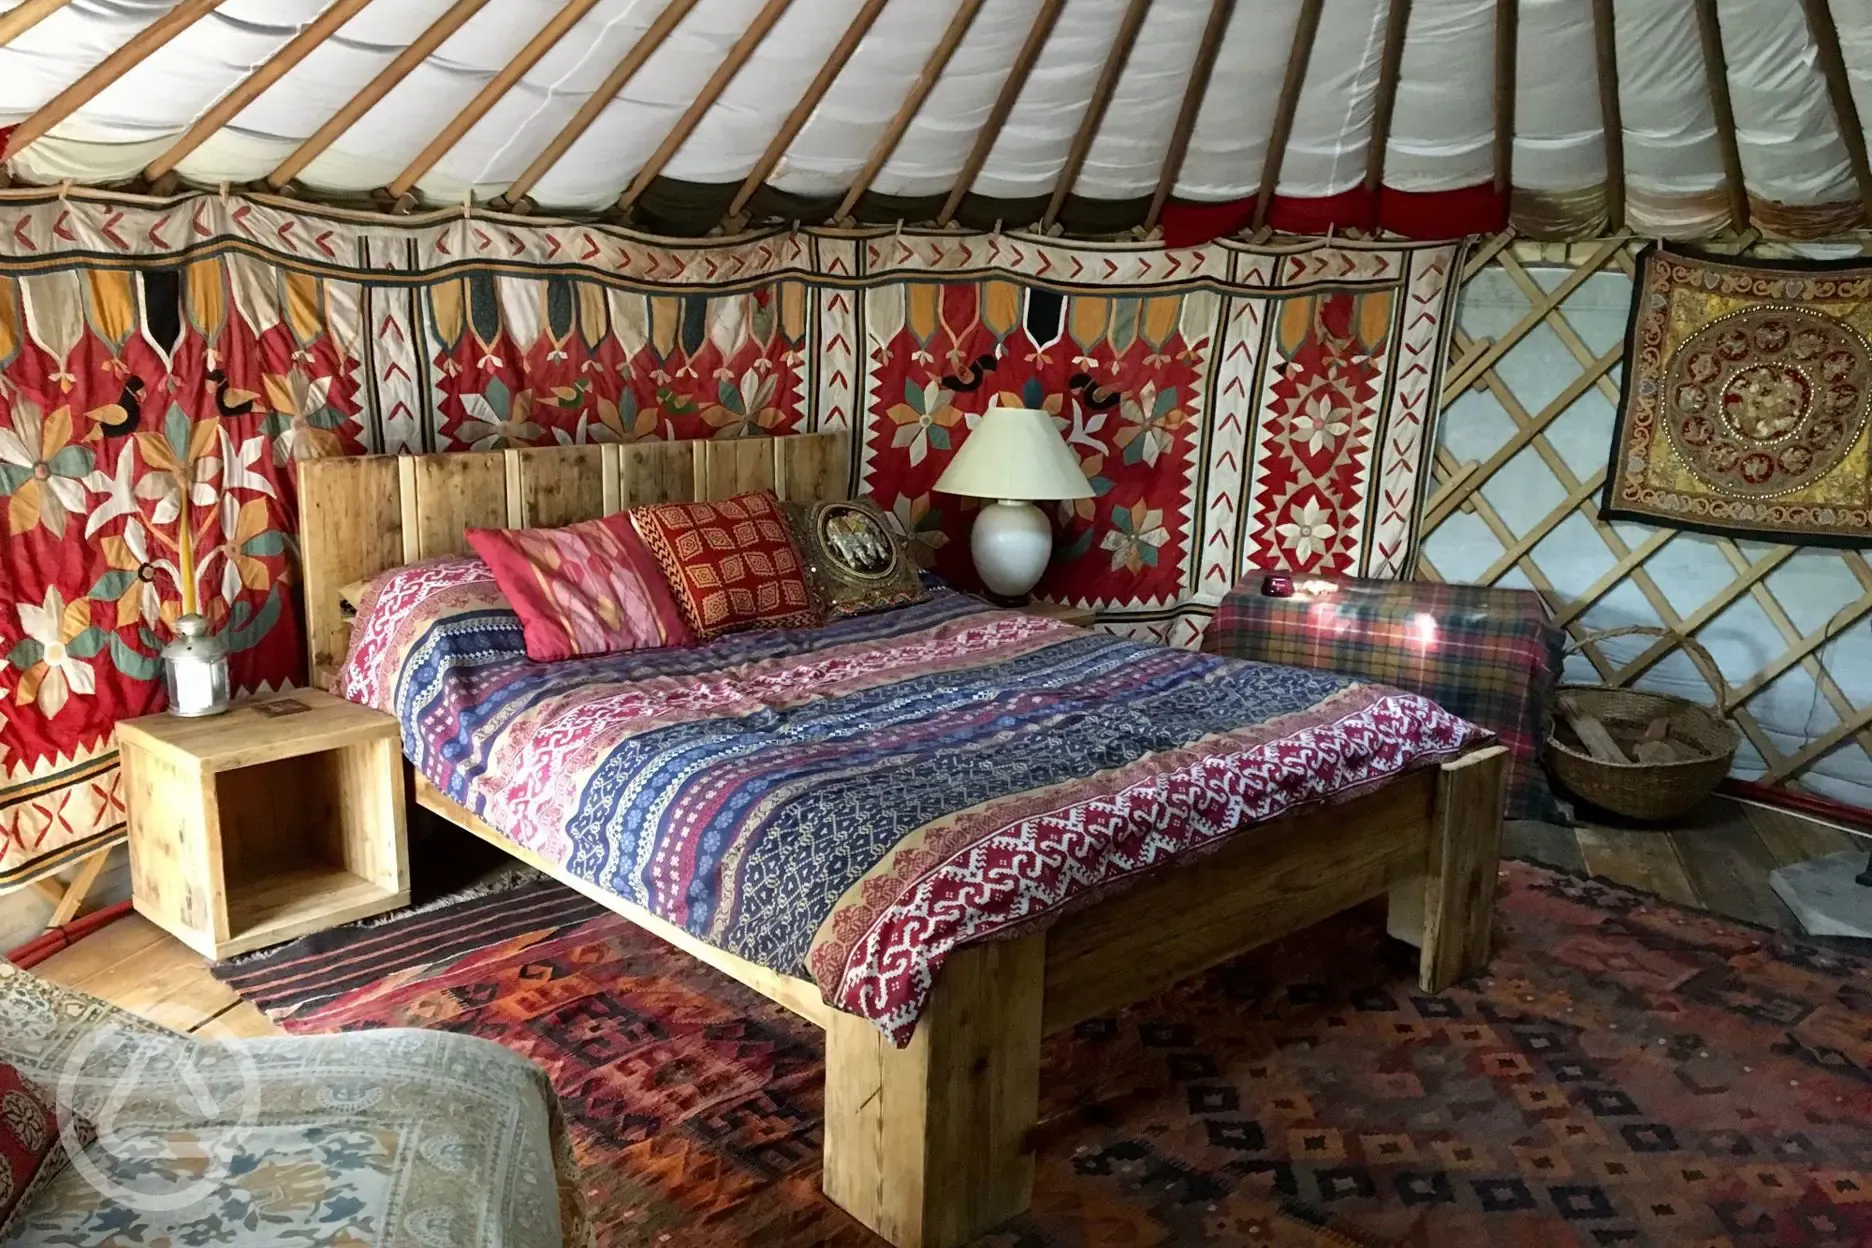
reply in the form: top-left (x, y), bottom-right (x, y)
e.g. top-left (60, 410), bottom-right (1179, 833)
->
top-left (1021, 600), bottom-right (1097, 628)
top-left (117, 689), bottom-right (409, 960)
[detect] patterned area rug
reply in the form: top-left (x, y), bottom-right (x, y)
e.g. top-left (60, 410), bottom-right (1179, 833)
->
top-left (215, 863), bottom-right (1872, 1247)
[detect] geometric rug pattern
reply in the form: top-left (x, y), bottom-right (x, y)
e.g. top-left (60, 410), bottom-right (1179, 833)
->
top-left (224, 862), bottom-right (1872, 1247)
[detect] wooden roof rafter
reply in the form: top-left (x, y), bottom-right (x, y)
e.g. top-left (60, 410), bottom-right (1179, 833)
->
top-left (146, 0), bottom-right (378, 184)
top-left (1798, 0), bottom-right (1872, 227)
top-left (1361, 0), bottom-right (1412, 203)
top-left (266, 0), bottom-right (490, 192)
top-left (1689, 0), bottom-right (1750, 231)
top-left (1040, 0), bottom-right (1153, 231)
top-left (1250, 0), bottom-right (1326, 232)
top-left (1144, 0), bottom-right (1236, 233)
top-left (832, 0), bottom-right (991, 224)
top-left (726, 0), bottom-right (892, 222)
top-left (0, 0), bottom-right (74, 48)
top-left (499, 0), bottom-right (706, 212)
top-left (1589, 0), bottom-right (1626, 231)
top-left (617, 0), bottom-right (797, 214)
top-left (2, 0), bottom-right (225, 162)
top-left (385, 0), bottom-right (603, 203)
top-left (1492, 0), bottom-right (1517, 195)
top-left (937, 0), bottom-right (1068, 227)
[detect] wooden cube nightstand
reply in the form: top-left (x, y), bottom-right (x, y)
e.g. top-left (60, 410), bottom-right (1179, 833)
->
top-left (1021, 600), bottom-right (1097, 628)
top-left (117, 689), bottom-right (409, 960)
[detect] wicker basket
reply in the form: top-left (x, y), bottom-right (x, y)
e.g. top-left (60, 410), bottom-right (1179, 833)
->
top-left (1546, 625), bottom-right (1738, 822)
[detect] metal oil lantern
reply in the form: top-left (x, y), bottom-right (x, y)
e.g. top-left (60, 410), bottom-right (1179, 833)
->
top-left (162, 614), bottom-right (230, 717)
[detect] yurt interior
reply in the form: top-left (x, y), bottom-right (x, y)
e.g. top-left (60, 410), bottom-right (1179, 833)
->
top-left (1, 2), bottom-right (1870, 1246)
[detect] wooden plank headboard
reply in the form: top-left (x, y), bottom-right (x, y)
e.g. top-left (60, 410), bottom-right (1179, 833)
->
top-left (298, 430), bottom-right (851, 687)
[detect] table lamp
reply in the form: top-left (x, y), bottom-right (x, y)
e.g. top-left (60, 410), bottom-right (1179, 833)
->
top-left (934, 405), bottom-right (1093, 600)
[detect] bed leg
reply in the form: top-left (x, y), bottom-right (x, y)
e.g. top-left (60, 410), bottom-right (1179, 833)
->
top-left (1387, 745), bottom-right (1508, 993)
top-left (821, 931), bottom-right (1045, 1248)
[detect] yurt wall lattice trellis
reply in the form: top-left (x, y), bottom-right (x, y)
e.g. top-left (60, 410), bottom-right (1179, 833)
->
top-left (1422, 234), bottom-right (1872, 809)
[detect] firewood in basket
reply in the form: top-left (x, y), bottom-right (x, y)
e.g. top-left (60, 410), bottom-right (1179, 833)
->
top-left (1632, 714), bottom-right (1687, 764)
top-left (1559, 696), bottom-right (1630, 765)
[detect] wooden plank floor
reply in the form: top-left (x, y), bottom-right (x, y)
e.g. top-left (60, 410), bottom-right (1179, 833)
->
top-left (1511, 797), bottom-right (1866, 933)
top-left (30, 914), bottom-right (281, 1038)
top-left (26, 798), bottom-right (1868, 1034)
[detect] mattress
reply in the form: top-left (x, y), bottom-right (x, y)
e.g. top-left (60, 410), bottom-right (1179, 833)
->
top-left (339, 558), bottom-right (1483, 1043)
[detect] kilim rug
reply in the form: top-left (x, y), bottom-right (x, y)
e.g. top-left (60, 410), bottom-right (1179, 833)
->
top-left (214, 864), bottom-right (1872, 1248)
top-left (1604, 245), bottom-right (1872, 545)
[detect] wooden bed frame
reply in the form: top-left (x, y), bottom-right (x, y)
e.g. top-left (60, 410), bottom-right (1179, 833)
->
top-left (299, 431), bottom-right (1507, 1248)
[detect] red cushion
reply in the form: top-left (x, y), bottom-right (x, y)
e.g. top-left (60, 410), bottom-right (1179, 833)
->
top-left (0, 1061), bottom-right (89, 1235)
top-left (631, 490), bottom-right (818, 639)
top-left (466, 514), bottom-right (695, 661)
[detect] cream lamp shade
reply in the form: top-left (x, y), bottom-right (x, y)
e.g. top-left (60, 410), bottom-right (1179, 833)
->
top-left (934, 406), bottom-right (1093, 602)
top-left (933, 406), bottom-right (1096, 502)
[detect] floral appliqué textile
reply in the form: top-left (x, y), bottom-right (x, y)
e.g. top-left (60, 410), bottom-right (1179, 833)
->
top-left (0, 192), bottom-right (1460, 887)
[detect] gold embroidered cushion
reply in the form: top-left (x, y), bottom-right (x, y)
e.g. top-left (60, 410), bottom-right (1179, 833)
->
top-left (784, 498), bottom-right (929, 619)
top-left (630, 489), bottom-right (818, 639)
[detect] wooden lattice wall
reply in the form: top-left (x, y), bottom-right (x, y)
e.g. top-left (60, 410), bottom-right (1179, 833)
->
top-left (1420, 234), bottom-right (1872, 800)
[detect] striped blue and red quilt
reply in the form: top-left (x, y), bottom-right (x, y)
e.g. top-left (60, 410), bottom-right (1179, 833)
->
top-left (340, 558), bottom-right (1482, 1043)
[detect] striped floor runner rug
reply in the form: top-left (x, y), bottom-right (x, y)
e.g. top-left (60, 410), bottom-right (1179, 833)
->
top-left (210, 873), bottom-right (608, 1019)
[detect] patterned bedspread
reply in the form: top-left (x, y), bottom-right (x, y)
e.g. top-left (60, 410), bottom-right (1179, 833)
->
top-left (340, 558), bottom-right (1483, 1043)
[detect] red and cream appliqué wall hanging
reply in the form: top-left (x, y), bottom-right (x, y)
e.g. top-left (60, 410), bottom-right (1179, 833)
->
top-left (0, 193), bottom-right (1461, 888)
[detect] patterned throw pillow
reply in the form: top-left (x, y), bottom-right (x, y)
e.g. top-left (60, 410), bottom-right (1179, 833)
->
top-left (0, 1061), bottom-right (92, 1238)
top-left (784, 498), bottom-right (929, 619)
top-left (630, 490), bottom-right (818, 639)
top-left (467, 514), bottom-right (695, 661)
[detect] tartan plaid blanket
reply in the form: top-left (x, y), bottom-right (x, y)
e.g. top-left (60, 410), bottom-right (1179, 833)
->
top-left (1204, 575), bottom-right (1563, 820)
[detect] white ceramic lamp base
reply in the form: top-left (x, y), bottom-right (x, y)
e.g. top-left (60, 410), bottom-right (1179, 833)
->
top-left (970, 499), bottom-right (1053, 599)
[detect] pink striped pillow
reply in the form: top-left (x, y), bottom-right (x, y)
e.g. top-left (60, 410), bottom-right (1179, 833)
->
top-left (467, 515), bottom-right (694, 662)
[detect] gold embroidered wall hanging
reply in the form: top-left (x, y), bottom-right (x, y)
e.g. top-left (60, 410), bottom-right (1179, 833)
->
top-left (1604, 246), bottom-right (1872, 546)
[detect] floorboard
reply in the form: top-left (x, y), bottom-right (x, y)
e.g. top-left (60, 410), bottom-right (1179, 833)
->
top-left (30, 915), bottom-right (281, 1037)
top-left (1574, 825), bottom-right (1703, 908)
top-left (1666, 800), bottom-right (1799, 932)
top-left (1742, 804), bottom-right (1863, 867)
top-left (1503, 819), bottom-right (1588, 874)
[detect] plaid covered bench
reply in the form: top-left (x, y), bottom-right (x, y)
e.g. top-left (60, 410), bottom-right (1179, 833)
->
top-left (1203, 573), bottom-right (1564, 820)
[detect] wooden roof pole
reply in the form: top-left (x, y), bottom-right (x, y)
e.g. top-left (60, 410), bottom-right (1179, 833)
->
top-left (937, 0), bottom-right (1067, 226)
top-left (1144, 0), bottom-right (1236, 231)
top-left (727, 0), bottom-right (891, 219)
top-left (1040, 0), bottom-right (1153, 230)
top-left (1250, 0), bottom-right (1325, 232)
top-left (1799, 0), bottom-right (1872, 226)
top-left (1590, 0), bottom-right (1626, 231)
top-left (616, 0), bottom-right (796, 212)
top-left (500, 0), bottom-right (705, 209)
top-left (386, 0), bottom-right (602, 201)
top-left (0, 0), bottom-right (74, 47)
top-left (832, 0), bottom-right (990, 223)
top-left (3, 0), bottom-right (225, 161)
top-left (267, 0), bottom-right (489, 190)
top-left (1492, 0), bottom-right (1516, 195)
top-left (147, 0), bottom-right (377, 181)
top-left (1690, 0), bottom-right (1750, 231)
top-left (1360, 0), bottom-right (1412, 202)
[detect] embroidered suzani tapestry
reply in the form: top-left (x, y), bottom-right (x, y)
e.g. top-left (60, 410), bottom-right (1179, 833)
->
top-left (0, 191), bottom-right (1461, 890)
top-left (1605, 246), bottom-right (1872, 545)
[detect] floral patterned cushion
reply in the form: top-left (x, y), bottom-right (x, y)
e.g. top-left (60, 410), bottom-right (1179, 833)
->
top-left (630, 489), bottom-right (817, 639)
top-left (0, 959), bottom-right (588, 1247)
top-left (468, 514), bottom-right (694, 661)
top-left (0, 1060), bottom-right (91, 1240)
